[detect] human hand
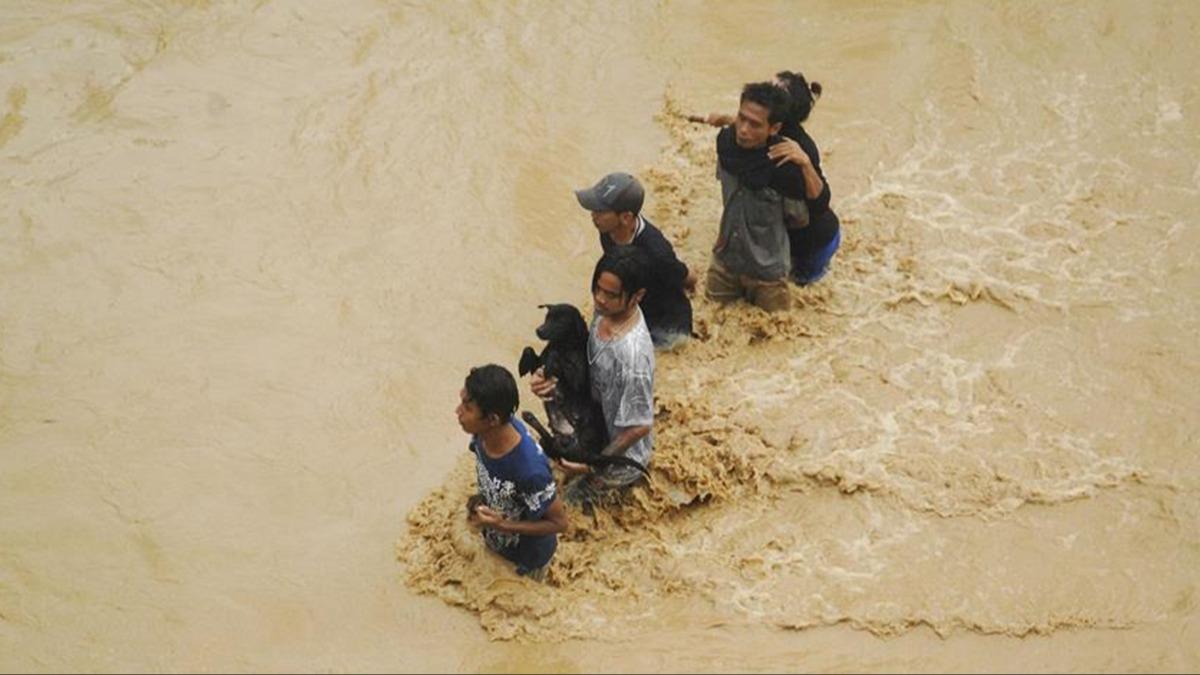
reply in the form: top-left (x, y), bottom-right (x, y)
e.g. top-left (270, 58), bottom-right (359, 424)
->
top-left (529, 368), bottom-right (558, 401)
top-left (472, 504), bottom-right (504, 528)
top-left (465, 494), bottom-right (483, 519)
top-left (767, 137), bottom-right (811, 168)
top-left (555, 458), bottom-right (592, 476)
top-left (465, 495), bottom-right (485, 529)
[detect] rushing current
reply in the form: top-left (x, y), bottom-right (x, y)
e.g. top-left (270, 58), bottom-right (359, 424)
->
top-left (2, 1), bottom-right (1197, 671)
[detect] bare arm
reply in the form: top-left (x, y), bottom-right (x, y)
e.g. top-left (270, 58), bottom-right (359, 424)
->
top-left (708, 112), bottom-right (735, 127)
top-left (687, 112), bottom-right (734, 127)
top-left (798, 161), bottom-right (825, 200)
top-left (600, 424), bottom-right (651, 458)
top-left (767, 137), bottom-right (825, 199)
top-left (471, 495), bottom-right (568, 536)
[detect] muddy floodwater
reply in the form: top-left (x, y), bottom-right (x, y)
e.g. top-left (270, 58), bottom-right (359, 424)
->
top-left (2, 1), bottom-right (1198, 672)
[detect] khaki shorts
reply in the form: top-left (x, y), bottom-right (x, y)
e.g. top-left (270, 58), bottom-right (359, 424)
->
top-left (704, 257), bottom-right (792, 313)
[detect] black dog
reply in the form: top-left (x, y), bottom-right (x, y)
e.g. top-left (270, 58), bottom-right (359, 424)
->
top-left (518, 303), bottom-right (647, 476)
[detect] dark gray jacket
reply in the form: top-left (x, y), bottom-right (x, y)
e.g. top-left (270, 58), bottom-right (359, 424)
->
top-left (713, 166), bottom-right (790, 280)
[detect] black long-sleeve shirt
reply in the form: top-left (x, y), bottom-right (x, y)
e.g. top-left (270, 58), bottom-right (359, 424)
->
top-left (780, 121), bottom-right (838, 251)
top-left (781, 121), bottom-right (831, 217)
top-left (600, 217), bottom-right (692, 343)
top-left (716, 126), bottom-right (807, 200)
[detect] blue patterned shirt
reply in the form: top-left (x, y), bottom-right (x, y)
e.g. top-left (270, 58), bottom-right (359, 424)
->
top-left (470, 417), bottom-right (558, 571)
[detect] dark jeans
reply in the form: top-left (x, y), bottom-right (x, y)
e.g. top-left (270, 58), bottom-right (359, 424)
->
top-left (789, 212), bottom-right (841, 285)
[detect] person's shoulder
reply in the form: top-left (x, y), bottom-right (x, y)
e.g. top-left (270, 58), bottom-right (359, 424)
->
top-left (636, 219), bottom-right (681, 254)
top-left (789, 124), bottom-right (820, 154)
top-left (513, 419), bottom-right (549, 458)
top-left (512, 418), bottom-right (538, 452)
top-left (637, 324), bottom-right (655, 364)
top-left (636, 220), bottom-right (668, 245)
top-left (639, 218), bottom-right (666, 238)
top-left (621, 316), bottom-right (655, 363)
top-left (520, 450), bottom-right (553, 489)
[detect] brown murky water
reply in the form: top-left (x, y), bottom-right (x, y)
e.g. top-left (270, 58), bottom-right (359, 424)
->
top-left (2, 1), bottom-right (1197, 672)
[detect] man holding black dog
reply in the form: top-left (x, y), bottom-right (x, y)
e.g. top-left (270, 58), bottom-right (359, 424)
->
top-left (575, 171), bottom-right (695, 349)
top-left (530, 247), bottom-right (656, 508)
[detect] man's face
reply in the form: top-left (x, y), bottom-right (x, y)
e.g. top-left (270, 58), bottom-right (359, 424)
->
top-left (735, 100), bottom-right (781, 149)
top-left (455, 388), bottom-right (490, 434)
top-left (593, 271), bottom-right (632, 318)
top-left (590, 209), bottom-right (621, 235)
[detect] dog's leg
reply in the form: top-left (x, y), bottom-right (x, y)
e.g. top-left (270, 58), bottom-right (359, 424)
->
top-left (544, 400), bottom-right (577, 438)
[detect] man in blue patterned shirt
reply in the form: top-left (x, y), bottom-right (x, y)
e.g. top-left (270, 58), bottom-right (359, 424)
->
top-left (457, 364), bottom-right (568, 579)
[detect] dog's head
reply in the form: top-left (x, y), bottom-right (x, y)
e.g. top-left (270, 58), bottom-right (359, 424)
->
top-left (535, 303), bottom-right (589, 347)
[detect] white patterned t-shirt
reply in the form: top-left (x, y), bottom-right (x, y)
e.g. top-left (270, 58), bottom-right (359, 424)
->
top-left (587, 311), bottom-right (655, 483)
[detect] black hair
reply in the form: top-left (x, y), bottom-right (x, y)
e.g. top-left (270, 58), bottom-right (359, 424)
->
top-left (740, 81), bottom-right (791, 125)
top-left (464, 364), bottom-right (518, 421)
top-left (775, 70), bottom-right (822, 124)
top-left (591, 245), bottom-right (650, 301)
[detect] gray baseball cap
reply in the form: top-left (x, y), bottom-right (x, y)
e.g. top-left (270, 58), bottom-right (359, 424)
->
top-left (574, 172), bottom-right (644, 214)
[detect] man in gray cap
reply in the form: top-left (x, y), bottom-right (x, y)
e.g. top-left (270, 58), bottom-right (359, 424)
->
top-left (574, 171), bottom-right (695, 349)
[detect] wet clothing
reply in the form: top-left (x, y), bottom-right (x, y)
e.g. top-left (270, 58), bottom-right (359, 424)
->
top-left (778, 122), bottom-right (833, 222)
top-left (563, 463), bottom-right (642, 508)
top-left (705, 256), bottom-right (791, 313)
top-left (600, 215), bottom-right (692, 347)
top-left (470, 417), bottom-right (558, 574)
top-left (791, 226), bottom-right (840, 286)
top-left (712, 126), bottom-right (805, 283)
top-left (779, 121), bottom-right (840, 283)
top-left (569, 311), bottom-right (655, 500)
top-left (712, 164), bottom-right (791, 282)
top-left (715, 126), bottom-right (807, 199)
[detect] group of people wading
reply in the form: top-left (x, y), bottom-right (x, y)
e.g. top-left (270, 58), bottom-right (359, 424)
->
top-left (451, 72), bottom-right (841, 580)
